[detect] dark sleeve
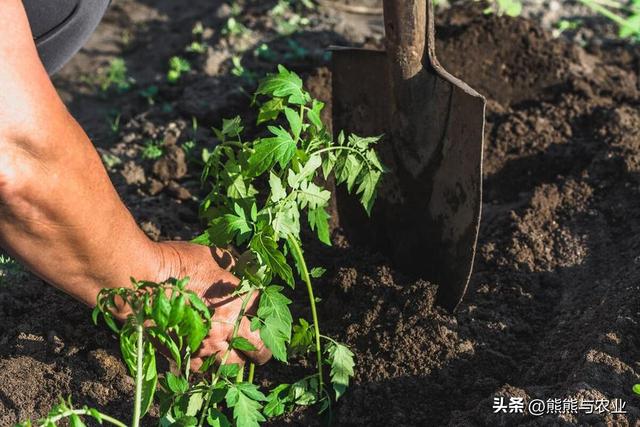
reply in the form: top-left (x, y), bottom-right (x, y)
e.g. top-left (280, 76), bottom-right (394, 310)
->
top-left (23, 0), bottom-right (110, 75)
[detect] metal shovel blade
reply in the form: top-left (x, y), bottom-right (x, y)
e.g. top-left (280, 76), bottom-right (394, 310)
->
top-left (331, 0), bottom-right (485, 311)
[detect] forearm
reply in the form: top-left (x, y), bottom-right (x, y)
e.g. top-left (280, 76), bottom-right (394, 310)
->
top-left (0, 0), bottom-right (164, 306)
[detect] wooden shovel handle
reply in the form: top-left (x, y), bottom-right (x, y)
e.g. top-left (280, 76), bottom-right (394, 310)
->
top-left (383, 0), bottom-right (427, 80)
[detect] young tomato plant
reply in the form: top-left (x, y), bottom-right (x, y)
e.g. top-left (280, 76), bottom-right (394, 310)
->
top-left (195, 64), bottom-right (385, 419)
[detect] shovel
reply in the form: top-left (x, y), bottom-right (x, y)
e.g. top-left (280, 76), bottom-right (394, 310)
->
top-left (331, 0), bottom-right (486, 311)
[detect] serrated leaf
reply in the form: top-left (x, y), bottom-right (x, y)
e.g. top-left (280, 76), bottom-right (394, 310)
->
top-left (221, 116), bottom-right (244, 137)
top-left (290, 318), bottom-right (314, 356)
top-left (230, 336), bottom-right (258, 352)
top-left (257, 286), bottom-right (292, 362)
top-left (321, 151), bottom-right (336, 179)
top-left (257, 98), bottom-right (286, 124)
top-left (310, 267), bottom-right (326, 278)
top-left (268, 172), bottom-right (286, 202)
top-left (166, 372), bottom-right (189, 394)
top-left (284, 107), bottom-right (302, 140)
top-left (225, 383), bottom-right (266, 427)
top-left (308, 207), bottom-right (331, 245)
top-left (308, 99), bottom-right (324, 130)
top-left (141, 343), bottom-right (158, 415)
top-left (272, 199), bottom-right (301, 240)
top-left (327, 342), bottom-right (355, 400)
top-left (183, 307), bottom-right (208, 352)
top-left (250, 229), bottom-right (294, 287)
top-left (248, 126), bottom-right (296, 176)
top-left (152, 291), bottom-right (171, 329)
top-left (297, 181), bottom-right (330, 210)
top-left (207, 408), bottom-right (232, 427)
top-left (288, 155), bottom-right (321, 189)
top-left (355, 169), bottom-right (381, 215)
top-left (206, 211), bottom-right (253, 247)
top-left (219, 363), bottom-right (241, 378)
top-left (256, 65), bottom-right (308, 105)
top-left (187, 292), bottom-right (211, 319)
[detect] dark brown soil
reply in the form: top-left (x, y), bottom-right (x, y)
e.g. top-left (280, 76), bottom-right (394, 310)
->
top-left (1, 1), bottom-right (639, 426)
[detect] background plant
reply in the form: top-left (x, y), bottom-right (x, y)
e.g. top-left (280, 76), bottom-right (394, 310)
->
top-left (579, 0), bottom-right (640, 39)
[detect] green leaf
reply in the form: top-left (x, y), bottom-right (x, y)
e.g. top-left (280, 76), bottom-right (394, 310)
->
top-left (308, 99), bottom-right (324, 130)
top-left (168, 295), bottom-right (186, 327)
top-left (326, 342), bottom-right (355, 400)
top-left (263, 384), bottom-right (291, 417)
top-left (219, 363), bottom-right (241, 379)
top-left (205, 211), bottom-right (252, 247)
top-left (183, 307), bottom-right (208, 352)
top-left (310, 267), bottom-right (326, 278)
top-left (230, 336), bottom-right (259, 352)
top-left (207, 408), bottom-right (232, 427)
top-left (355, 169), bottom-right (381, 215)
top-left (250, 229), bottom-right (294, 287)
top-left (268, 172), bottom-right (286, 202)
top-left (257, 98), bottom-right (286, 124)
top-left (256, 65), bottom-right (308, 105)
top-left (248, 126), bottom-right (296, 176)
top-left (288, 155), bottom-right (321, 189)
top-left (308, 207), bottom-right (331, 245)
top-left (141, 343), bottom-right (158, 415)
top-left (257, 286), bottom-right (292, 362)
top-left (153, 291), bottom-right (171, 329)
top-left (290, 318), bottom-right (314, 356)
top-left (225, 383), bottom-right (266, 427)
top-left (165, 372), bottom-right (189, 394)
top-left (272, 199), bottom-right (301, 240)
top-left (186, 389), bottom-right (205, 417)
top-left (297, 181), bottom-right (330, 210)
top-left (633, 384), bottom-right (640, 395)
top-left (221, 116), bottom-right (244, 137)
top-left (187, 292), bottom-right (211, 319)
top-left (284, 107), bottom-right (302, 140)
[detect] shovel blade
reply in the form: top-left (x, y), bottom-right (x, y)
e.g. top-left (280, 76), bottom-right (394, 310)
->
top-left (331, 47), bottom-right (485, 311)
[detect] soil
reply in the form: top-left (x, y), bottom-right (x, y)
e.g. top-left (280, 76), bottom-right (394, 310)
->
top-left (1, 1), bottom-right (640, 426)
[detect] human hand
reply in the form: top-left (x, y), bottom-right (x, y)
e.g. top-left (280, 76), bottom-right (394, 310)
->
top-left (156, 241), bottom-right (271, 370)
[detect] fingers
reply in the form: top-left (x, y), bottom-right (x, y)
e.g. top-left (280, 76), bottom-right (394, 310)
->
top-left (237, 316), bottom-right (272, 365)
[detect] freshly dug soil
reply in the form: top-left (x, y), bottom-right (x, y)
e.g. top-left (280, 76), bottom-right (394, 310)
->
top-left (1, 1), bottom-right (639, 426)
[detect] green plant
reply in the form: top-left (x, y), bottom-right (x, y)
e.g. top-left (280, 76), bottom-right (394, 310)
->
top-left (231, 56), bottom-right (259, 85)
top-left (99, 58), bottom-right (133, 92)
top-left (19, 278), bottom-right (211, 427)
top-left (270, 0), bottom-right (312, 35)
top-left (19, 66), bottom-right (384, 427)
top-left (482, 0), bottom-right (523, 17)
top-left (634, 384), bottom-right (640, 395)
top-left (139, 85), bottom-right (159, 106)
top-left (168, 56), bottom-right (192, 84)
top-left (142, 140), bottom-right (165, 160)
top-left (195, 64), bottom-right (384, 418)
top-left (222, 16), bottom-right (251, 38)
top-left (579, 0), bottom-right (640, 39)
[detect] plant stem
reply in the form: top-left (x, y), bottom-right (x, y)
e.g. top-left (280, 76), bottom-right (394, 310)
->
top-left (248, 362), bottom-right (255, 384)
top-left (579, 0), bottom-right (629, 27)
top-left (132, 324), bottom-right (144, 427)
top-left (236, 365), bottom-right (245, 383)
top-left (287, 236), bottom-right (324, 394)
top-left (46, 410), bottom-right (127, 427)
top-left (198, 293), bottom-right (253, 427)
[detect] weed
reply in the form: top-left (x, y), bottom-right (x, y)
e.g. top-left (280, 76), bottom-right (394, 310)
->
top-left (579, 0), bottom-right (640, 40)
top-left (101, 151), bottom-right (123, 171)
top-left (270, 0), bottom-right (312, 35)
top-left (167, 56), bottom-right (192, 84)
top-left (142, 140), bottom-right (165, 160)
top-left (231, 56), bottom-right (259, 85)
top-left (99, 58), bottom-right (133, 92)
top-left (483, 0), bottom-right (523, 17)
top-left (139, 85), bottom-right (159, 106)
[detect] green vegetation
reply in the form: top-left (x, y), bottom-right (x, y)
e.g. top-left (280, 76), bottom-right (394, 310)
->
top-left (484, 0), bottom-right (523, 17)
top-left (168, 56), bottom-right (192, 84)
top-left (99, 58), bottom-right (133, 92)
top-left (142, 140), bottom-right (165, 160)
top-left (579, 0), bottom-right (640, 39)
top-left (18, 66), bottom-right (383, 427)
